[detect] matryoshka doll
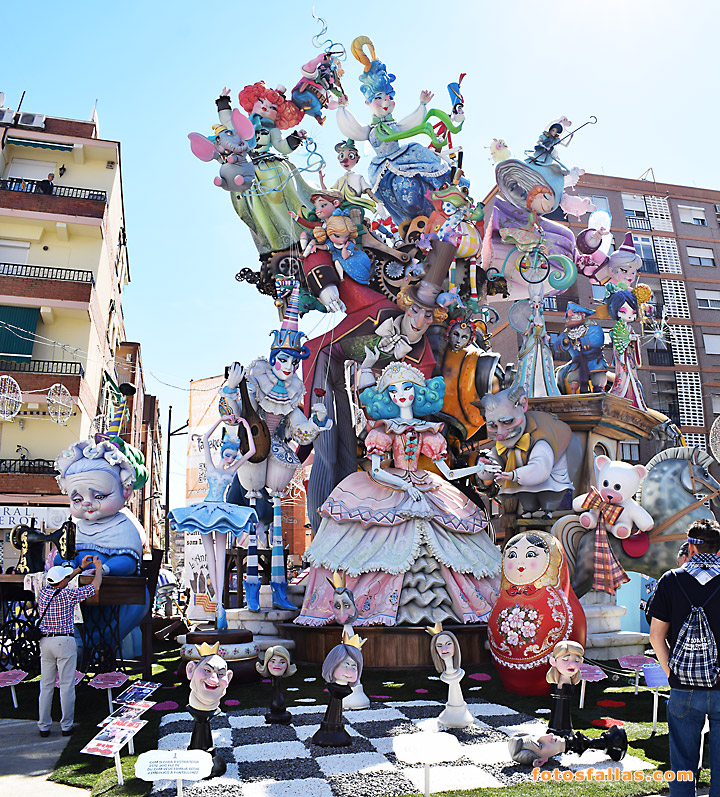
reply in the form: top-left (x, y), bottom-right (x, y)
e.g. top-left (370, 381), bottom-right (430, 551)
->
top-left (488, 530), bottom-right (585, 696)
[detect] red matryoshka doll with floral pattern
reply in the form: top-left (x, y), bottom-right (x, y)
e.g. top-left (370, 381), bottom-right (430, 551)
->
top-left (488, 530), bottom-right (585, 696)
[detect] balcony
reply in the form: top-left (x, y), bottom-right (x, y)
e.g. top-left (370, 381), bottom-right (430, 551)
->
top-left (647, 348), bottom-right (674, 367)
top-left (0, 458), bottom-right (56, 475)
top-left (0, 262), bottom-right (95, 305)
top-left (656, 402), bottom-right (681, 426)
top-left (625, 216), bottom-right (652, 231)
top-left (0, 178), bottom-right (107, 219)
top-left (0, 359), bottom-right (84, 376)
top-left (0, 263), bottom-right (94, 284)
top-left (639, 258), bottom-right (659, 274)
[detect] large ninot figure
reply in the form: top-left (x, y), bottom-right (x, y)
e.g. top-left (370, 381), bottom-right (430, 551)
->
top-left (476, 386), bottom-right (577, 518)
top-left (553, 302), bottom-right (608, 394)
top-left (291, 50), bottom-right (346, 126)
top-left (488, 530), bottom-right (586, 696)
top-left (221, 279), bottom-right (332, 610)
top-left (54, 431), bottom-right (150, 641)
top-left (169, 416), bottom-right (258, 630)
top-left (336, 36), bottom-right (454, 225)
top-left (605, 287), bottom-right (649, 411)
top-left (296, 359), bottom-right (500, 628)
top-left (223, 85), bottom-right (313, 257)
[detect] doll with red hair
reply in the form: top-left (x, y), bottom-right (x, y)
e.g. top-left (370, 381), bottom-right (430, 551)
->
top-left (215, 83), bottom-right (314, 257)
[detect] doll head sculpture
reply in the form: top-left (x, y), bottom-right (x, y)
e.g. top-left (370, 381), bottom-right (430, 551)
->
top-left (427, 622), bottom-right (462, 674)
top-left (605, 233), bottom-right (642, 290)
top-left (257, 645), bottom-right (297, 679)
top-left (502, 531), bottom-right (555, 588)
top-left (328, 571), bottom-right (359, 626)
top-left (508, 732), bottom-right (566, 767)
top-left (360, 362), bottom-right (444, 421)
top-left (606, 289), bottom-right (639, 323)
top-left (269, 279), bottom-right (310, 379)
top-left (481, 385), bottom-right (529, 452)
top-left (313, 212), bottom-right (358, 249)
top-left (547, 640), bottom-right (584, 686)
top-left (321, 637), bottom-right (364, 686)
top-left (56, 440), bottom-right (139, 521)
top-left (335, 139), bottom-right (361, 172)
top-left (186, 643), bottom-right (233, 712)
top-left (237, 81), bottom-right (304, 130)
top-left (309, 190), bottom-right (343, 222)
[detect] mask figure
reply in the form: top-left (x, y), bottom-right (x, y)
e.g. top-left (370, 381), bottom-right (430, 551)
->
top-left (186, 643), bottom-right (233, 778)
top-left (488, 531), bottom-right (586, 696)
top-left (546, 640), bottom-right (584, 737)
top-left (427, 622), bottom-right (473, 728)
top-left (311, 636), bottom-right (365, 747)
top-left (256, 645), bottom-right (296, 725)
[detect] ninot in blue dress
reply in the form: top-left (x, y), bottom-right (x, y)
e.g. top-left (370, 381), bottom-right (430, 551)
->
top-left (169, 471), bottom-right (257, 538)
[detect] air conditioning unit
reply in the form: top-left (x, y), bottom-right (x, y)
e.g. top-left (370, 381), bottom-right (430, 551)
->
top-left (0, 108), bottom-right (14, 125)
top-left (17, 112), bottom-right (45, 129)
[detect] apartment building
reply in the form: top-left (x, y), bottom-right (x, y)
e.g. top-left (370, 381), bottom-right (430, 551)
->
top-left (487, 172), bottom-right (720, 463)
top-left (0, 96), bottom-right (162, 567)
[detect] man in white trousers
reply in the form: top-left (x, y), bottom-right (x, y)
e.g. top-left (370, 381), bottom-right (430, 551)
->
top-left (37, 555), bottom-right (103, 736)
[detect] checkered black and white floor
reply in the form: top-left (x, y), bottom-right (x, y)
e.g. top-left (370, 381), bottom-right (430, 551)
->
top-left (153, 699), bottom-right (652, 796)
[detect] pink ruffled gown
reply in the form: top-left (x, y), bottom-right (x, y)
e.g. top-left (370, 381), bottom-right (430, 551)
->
top-left (296, 419), bottom-right (501, 626)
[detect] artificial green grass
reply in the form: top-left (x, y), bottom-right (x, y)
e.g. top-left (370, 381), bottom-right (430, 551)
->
top-left (0, 639), bottom-right (708, 796)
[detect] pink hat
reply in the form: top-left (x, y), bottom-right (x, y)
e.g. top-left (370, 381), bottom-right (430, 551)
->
top-left (618, 232), bottom-right (635, 254)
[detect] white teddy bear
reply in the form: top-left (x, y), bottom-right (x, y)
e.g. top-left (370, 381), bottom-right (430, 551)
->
top-left (572, 455), bottom-right (654, 539)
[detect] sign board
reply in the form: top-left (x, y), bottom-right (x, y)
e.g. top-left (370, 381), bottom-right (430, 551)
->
top-left (183, 375), bottom-right (223, 621)
top-left (0, 505), bottom-right (68, 529)
top-left (135, 750), bottom-right (213, 782)
top-left (642, 662), bottom-right (670, 688)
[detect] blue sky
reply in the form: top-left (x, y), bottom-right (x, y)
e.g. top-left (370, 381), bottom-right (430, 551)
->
top-left (4, 0), bottom-right (720, 496)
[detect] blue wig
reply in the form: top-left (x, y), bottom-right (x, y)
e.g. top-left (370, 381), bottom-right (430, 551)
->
top-left (358, 59), bottom-right (396, 102)
top-left (606, 289), bottom-right (639, 321)
top-left (220, 434), bottom-right (241, 457)
top-left (360, 376), bottom-right (445, 420)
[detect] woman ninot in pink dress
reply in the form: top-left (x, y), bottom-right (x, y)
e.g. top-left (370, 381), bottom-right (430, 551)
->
top-left (296, 361), bottom-right (501, 627)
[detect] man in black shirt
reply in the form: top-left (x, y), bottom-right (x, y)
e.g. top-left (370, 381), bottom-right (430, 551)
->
top-left (649, 518), bottom-right (720, 797)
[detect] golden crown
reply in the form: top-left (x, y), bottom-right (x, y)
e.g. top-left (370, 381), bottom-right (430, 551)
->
top-left (342, 631), bottom-right (366, 649)
top-left (331, 571), bottom-right (346, 589)
top-left (195, 641), bottom-right (220, 657)
top-left (425, 621), bottom-right (444, 637)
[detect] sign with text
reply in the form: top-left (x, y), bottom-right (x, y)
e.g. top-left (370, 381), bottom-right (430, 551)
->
top-left (135, 750), bottom-right (212, 782)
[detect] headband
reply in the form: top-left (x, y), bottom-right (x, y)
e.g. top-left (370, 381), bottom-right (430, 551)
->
top-left (687, 536), bottom-right (705, 545)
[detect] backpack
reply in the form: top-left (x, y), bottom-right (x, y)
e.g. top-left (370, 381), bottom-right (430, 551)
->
top-left (668, 574), bottom-right (720, 688)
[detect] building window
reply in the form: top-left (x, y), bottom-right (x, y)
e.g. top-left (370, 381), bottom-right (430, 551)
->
top-left (712, 395), bottom-right (720, 415)
top-left (622, 194), bottom-right (646, 217)
top-left (591, 283), bottom-right (606, 302)
top-left (703, 333), bottom-right (720, 355)
top-left (678, 205), bottom-right (707, 226)
top-left (0, 239), bottom-right (30, 266)
top-left (4, 157), bottom-right (57, 182)
top-left (632, 235), bottom-right (657, 272)
top-left (687, 246), bottom-right (715, 267)
top-left (591, 196), bottom-right (610, 212)
top-left (619, 440), bottom-right (640, 462)
top-left (697, 290), bottom-right (720, 310)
